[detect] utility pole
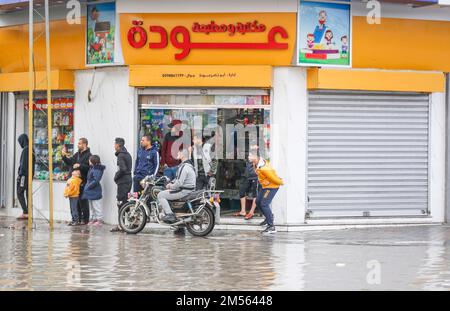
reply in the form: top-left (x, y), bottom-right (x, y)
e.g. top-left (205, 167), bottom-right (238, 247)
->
top-left (44, 0), bottom-right (54, 229)
top-left (27, 0), bottom-right (34, 230)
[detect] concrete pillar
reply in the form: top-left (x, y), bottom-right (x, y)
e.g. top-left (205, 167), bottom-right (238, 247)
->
top-left (271, 67), bottom-right (308, 226)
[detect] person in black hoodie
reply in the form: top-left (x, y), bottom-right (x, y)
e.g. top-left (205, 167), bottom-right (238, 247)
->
top-left (62, 137), bottom-right (92, 225)
top-left (111, 138), bottom-right (133, 233)
top-left (16, 134), bottom-right (35, 220)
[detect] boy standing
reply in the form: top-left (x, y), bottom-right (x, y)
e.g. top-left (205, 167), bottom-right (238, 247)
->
top-left (64, 170), bottom-right (83, 226)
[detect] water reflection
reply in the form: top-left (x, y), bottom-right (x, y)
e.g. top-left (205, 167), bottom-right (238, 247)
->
top-left (0, 218), bottom-right (449, 290)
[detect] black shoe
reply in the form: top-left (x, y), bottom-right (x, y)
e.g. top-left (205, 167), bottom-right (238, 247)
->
top-left (162, 214), bottom-right (177, 224)
top-left (173, 227), bottom-right (186, 235)
top-left (259, 219), bottom-right (267, 226)
top-left (261, 226), bottom-right (277, 235)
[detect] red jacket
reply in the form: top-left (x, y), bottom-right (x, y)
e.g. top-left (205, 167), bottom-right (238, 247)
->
top-left (161, 131), bottom-right (183, 167)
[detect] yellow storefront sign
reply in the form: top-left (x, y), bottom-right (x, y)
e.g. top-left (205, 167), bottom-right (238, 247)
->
top-left (120, 13), bottom-right (297, 66)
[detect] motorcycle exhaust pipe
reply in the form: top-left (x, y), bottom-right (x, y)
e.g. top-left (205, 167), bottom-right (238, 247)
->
top-left (171, 217), bottom-right (192, 226)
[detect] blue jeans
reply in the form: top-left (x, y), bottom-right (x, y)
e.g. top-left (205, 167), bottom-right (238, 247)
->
top-left (163, 166), bottom-right (178, 181)
top-left (69, 197), bottom-right (80, 222)
top-left (133, 175), bottom-right (145, 193)
top-left (256, 188), bottom-right (278, 227)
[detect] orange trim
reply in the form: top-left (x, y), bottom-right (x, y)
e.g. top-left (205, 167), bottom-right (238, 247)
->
top-left (353, 16), bottom-right (450, 72)
top-left (307, 68), bottom-right (445, 92)
top-left (0, 70), bottom-right (74, 92)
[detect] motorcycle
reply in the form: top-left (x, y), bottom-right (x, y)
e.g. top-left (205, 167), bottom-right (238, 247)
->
top-left (118, 175), bottom-right (222, 237)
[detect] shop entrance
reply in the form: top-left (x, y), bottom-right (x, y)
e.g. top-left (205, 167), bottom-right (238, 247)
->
top-left (138, 88), bottom-right (271, 217)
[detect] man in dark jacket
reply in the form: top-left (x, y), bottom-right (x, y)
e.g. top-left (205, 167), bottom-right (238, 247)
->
top-left (111, 138), bottom-right (133, 233)
top-left (133, 135), bottom-right (159, 193)
top-left (16, 134), bottom-right (35, 220)
top-left (62, 137), bottom-right (92, 225)
top-left (161, 120), bottom-right (183, 180)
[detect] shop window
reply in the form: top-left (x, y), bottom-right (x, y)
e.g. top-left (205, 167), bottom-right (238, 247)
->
top-left (24, 96), bottom-right (75, 181)
top-left (139, 92), bottom-right (270, 215)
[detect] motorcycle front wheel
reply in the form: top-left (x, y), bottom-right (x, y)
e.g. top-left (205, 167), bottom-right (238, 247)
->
top-left (118, 202), bottom-right (147, 234)
top-left (185, 207), bottom-right (215, 237)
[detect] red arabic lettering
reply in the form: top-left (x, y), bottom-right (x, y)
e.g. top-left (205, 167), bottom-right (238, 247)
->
top-left (171, 25), bottom-right (288, 60)
top-left (192, 20), bottom-right (266, 36)
top-left (128, 21), bottom-right (289, 60)
top-left (149, 26), bottom-right (168, 48)
top-left (128, 20), bottom-right (147, 48)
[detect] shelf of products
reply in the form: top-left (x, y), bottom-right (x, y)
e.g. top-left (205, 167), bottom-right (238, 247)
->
top-left (25, 98), bottom-right (75, 181)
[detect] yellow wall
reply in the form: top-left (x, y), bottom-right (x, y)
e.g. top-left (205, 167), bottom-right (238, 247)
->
top-left (0, 16), bottom-right (449, 74)
top-left (352, 16), bottom-right (450, 72)
top-left (0, 19), bottom-right (86, 74)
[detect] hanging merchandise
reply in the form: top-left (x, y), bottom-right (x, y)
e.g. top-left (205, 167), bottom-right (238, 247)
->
top-left (25, 97), bottom-right (75, 181)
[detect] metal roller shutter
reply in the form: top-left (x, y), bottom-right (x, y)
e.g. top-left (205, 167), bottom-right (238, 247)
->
top-left (307, 91), bottom-right (430, 218)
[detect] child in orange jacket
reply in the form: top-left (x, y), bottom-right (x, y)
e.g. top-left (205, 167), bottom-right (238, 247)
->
top-left (248, 149), bottom-right (283, 235)
top-left (64, 169), bottom-right (83, 226)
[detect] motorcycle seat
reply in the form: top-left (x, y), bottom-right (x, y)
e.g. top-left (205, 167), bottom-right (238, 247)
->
top-left (173, 190), bottom-right (204, 202)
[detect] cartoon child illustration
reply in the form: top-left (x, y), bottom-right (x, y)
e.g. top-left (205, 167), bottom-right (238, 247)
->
top-left (313, 10), bottom-right (328, 43)
top-left (324, 29), bottom-right (334, 47)
top-left (341, 35), bottom-right (348, 56)
top-left (318, 10), bottom-right (327, 30)
top-left (307, 34), bottom-right (315, 49)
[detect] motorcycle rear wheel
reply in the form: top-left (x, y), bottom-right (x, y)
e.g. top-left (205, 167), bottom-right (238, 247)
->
top-left (119, 202), bottom-right (147, 234)
top-left (185, 207), bottom-right (215, 237)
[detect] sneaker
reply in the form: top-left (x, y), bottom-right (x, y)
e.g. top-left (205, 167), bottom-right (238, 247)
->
top-left (259, 219), bottom-right (267, 226)
top-left (261, 226), bottom-right (277, 235)
top-left (68, 221), bottom-right (78, 226)
top-left (79, 221), bottom-right (88, 226)
top-left (110, 225), bottom-right (123, 233)
top-left (94, 220), bottom-right (103, 226)
top-left (88, 220), bottom-right (96, 225)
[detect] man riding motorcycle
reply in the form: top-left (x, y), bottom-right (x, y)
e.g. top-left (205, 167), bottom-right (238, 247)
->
top-left (157, 148), bottom-right (196, 224)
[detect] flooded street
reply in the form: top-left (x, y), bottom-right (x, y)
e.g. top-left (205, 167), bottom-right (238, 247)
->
top-left (0, 216), bottom-right (449, 291)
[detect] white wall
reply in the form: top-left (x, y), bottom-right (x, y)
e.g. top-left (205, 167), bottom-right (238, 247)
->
top-left (116, 0), bottom-right (297, 13)
top-left (271, 67), bottom-right (307, 225)
top-left (4, 93), bottom-right (16, 213)
top-left (74, 67), bottom-right (135, 224)
top-left (430, 91), bottom-right (446, 223)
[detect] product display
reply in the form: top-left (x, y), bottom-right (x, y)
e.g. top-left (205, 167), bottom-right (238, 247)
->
top-left (25, 98), bottom-right (75, 181)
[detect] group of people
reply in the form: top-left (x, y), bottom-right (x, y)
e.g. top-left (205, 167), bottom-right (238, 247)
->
top-left (15, 119), bottom-right (283, 234)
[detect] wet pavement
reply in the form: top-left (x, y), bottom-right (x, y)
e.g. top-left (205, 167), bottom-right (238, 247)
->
top-left (0, 216), bottom-right (450, 291)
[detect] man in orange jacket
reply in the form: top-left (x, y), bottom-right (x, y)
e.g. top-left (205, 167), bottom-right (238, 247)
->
top-left (248, 148), bottom-right (283, 234)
